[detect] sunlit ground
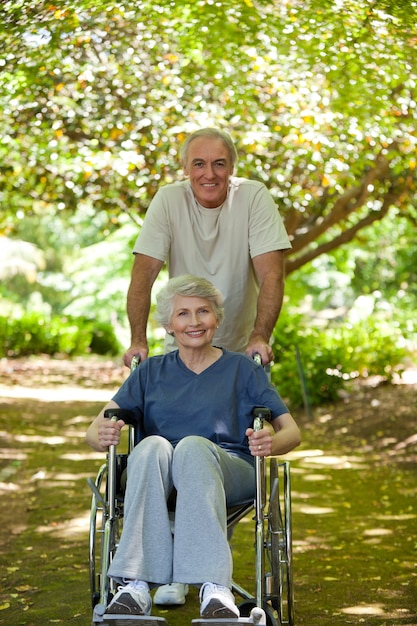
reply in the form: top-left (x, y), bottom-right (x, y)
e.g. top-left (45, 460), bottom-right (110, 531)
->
top-left (1, 371), bottom-right (416, 625)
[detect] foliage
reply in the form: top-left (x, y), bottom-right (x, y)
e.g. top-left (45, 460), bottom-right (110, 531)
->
top-left (0, 0), bottom-right (416, 393)
top-left (0, 0), bottom-right (416, 270)
top-left (271, 307), bottom-right (410, 408)
top-left (0, 218), bottom-right (137, 324)
top-left (284, 209), bottom-right (417, 313)
top-left (0, 313), bottom-right (121, 358)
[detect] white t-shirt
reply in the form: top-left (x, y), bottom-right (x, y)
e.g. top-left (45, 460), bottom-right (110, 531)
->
top-left (133, 177), bottom-right (291, 353)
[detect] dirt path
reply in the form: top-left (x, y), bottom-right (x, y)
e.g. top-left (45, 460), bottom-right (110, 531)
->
top-left (0, 358), bottom-right (416, 625)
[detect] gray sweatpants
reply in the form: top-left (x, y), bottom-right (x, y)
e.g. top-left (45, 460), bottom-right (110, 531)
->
top-left (108, 435), bottom-right (255, 588)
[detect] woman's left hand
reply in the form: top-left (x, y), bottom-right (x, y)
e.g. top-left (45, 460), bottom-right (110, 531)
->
top-left (246, 427), bottom-right (273, 457)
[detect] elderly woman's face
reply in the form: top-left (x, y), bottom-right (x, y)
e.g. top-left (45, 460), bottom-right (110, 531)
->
top-left (167, 295), bottom-right (218, 348)
top-left (183, 137), bottom-right (233, 208)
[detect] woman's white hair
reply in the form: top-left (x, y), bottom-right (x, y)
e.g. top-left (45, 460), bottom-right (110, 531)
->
top-left (155, 274), bottom-right (224, 328)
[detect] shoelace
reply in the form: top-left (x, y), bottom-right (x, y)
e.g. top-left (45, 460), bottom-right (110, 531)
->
top-left (200, 582), bottom-right (229, 600)
top-left (122, 579), bottom-right (149, 592)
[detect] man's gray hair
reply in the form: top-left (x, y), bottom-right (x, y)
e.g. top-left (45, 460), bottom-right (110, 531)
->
top-left (179, 128), bottom-right (238, 168)
top-left (155, 274), bottom-right (225, 328)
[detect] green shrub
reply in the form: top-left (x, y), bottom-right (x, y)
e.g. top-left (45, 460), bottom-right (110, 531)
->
top-left (0, 314), bottom-right (121, 358)
top-left (271, 310), bottom-right (410, 408)
top-left (88, 321), bottom-right (121, 356)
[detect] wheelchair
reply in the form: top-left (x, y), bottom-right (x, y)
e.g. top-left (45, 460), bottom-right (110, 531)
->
top-left (88, 405), bottom-right (294, 626)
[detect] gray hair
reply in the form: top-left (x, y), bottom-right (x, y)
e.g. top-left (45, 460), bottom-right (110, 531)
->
top-left (179, 128), bottom-right (238, 169)
top-left (155, 275), bottom-right (225, 328)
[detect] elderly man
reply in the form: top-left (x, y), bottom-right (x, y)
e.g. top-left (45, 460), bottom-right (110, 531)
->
top-left (124, 127), bottom-right (291, 367)
top-left (123, 127), bottom-right (291, 606)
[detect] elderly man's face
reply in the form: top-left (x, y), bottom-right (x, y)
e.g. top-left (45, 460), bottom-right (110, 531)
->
top-left (183, 137), bottom-right (234, 208)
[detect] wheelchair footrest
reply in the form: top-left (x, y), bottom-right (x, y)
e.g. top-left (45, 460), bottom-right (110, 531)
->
top-left (92, 602), bottom-right (168, 624)
top-left (192, 606), bottom-right (267, 626)
top-left (93, 615), bottom-right (168, 626)
top-left (93, 615), bottom-right (167, 625)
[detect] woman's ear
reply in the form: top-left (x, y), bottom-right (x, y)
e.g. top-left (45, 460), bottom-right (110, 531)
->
top-left (165, 325), bottom-right (174, 337)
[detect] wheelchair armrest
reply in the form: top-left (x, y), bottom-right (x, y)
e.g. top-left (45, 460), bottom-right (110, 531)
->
top-left (104, 408), bottom-right (136, 426)
top-left (253, 407), bottom-right (271, 420)
top-left (252, 406), bottom-right (271, 432)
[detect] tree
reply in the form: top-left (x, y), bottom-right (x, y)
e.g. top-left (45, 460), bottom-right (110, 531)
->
top-left (0, 0), bottom-right (416, 275)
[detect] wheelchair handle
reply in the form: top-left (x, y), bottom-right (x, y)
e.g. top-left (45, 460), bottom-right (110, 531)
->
top-left (131, 355), bottom-right (141, 370)
top-left (253, 353), bottom-right (262, 366)
top-left (253, 352), bottom-right (271, 378)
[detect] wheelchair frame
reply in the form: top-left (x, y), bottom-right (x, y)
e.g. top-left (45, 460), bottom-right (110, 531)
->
top-left (88, 405), bottom-right (294, 626)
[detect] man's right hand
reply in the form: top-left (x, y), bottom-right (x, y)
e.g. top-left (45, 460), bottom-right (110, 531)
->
top-left (123, 344), bottom-right (149, 368)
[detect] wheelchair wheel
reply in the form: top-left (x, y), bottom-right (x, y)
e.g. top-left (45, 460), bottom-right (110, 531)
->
top-left (89, 455), bottom-right (126, 609)
top-left (89, 462), bottom-right (107, 608)
top-left (267, 459), bottom-right (294, 626)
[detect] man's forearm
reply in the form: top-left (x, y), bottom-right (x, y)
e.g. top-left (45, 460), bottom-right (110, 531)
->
top-left (127, 284), bottom-right (152, 344)
top-left (250, 274), bottom-right (284, 343)
top-left (250, 250), bottom-right (286, 343)
top-left (126, 254), bottom-right (164, 345)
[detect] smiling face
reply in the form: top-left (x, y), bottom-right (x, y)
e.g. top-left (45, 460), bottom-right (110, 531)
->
top-left (183, 136), bottom-right (234, 208)
top-left (166, 295), bottom-right (218, 349)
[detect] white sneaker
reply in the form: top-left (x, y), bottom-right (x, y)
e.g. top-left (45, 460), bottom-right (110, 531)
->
top-left (199, 582), bottom-right (240, 619)
top-left (154, 582), bottom-right (189, 605)
top-left (106, 580), bottom-right (152, 615)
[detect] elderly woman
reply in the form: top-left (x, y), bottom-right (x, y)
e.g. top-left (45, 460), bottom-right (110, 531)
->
top-left (86, 275), bottom-right (300, 619)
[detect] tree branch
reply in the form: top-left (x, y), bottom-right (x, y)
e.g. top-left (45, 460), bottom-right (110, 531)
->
top-left (285, 186), bottom-right (398, 275)
top-left (289, 152), bottom-right (391, 254)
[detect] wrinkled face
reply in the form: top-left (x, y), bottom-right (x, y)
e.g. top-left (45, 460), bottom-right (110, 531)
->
top-left (183, 137), bottom-right (234, 208)
top-left (167, 295), bottom-right (218, 349)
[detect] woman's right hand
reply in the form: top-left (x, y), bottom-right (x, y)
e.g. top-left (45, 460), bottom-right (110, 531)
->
top-left (98, 418), bottom-right (126, 450)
